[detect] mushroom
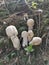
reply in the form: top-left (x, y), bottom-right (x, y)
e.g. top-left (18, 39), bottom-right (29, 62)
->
top-left (37, 9), bottom-right (43, 29)
top-left (28, 30), bottom-right (34, 42)
top-left (3, 21), bottom-right (7, 25)
top-left (23, 13), bottom-right (28, 21)
top-left (27, 19), bottom-right (34, 30)
top-left (21, 31), bottom-right (28, 47)
top-left (35, 9), bottom-right (43, 36)
top-left (5, 25), bottom-right (20, 50)
top-left (29, 37), bottom-right (42, 45)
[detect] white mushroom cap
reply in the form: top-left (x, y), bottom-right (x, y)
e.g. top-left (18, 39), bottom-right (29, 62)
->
top-left (27, 19), bottom-right (34, 27)
top-left (29, 37), bottom-right (42, 45)
top-left (21, 31), bottom-right (28, 38)
top-left (28, 30), bottom-right (34, 42)
top-left (6, 25), bottom-right (18, 38)
top-left (37, 9), bottom-right (43, 13)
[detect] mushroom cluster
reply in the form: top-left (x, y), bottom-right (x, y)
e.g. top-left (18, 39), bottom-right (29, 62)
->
top-left (5, 18), bottom-right (42, 51)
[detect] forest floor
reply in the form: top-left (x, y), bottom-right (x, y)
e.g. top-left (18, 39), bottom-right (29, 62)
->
top-left (0, 45), bottom-right (49, 65)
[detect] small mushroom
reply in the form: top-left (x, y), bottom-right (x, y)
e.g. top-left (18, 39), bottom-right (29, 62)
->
top-left (35, 9), bottom-right (43, 36)
top-left (29, 37), bottom-right (42, 45)
top-left (21, 31), bottom-right (28, 47)
top-left (6, 25), bottom-right (20, 50)
top-left (3, 21), bottom-right (7, 25)
top-left (27, 19), bottom-right (34, 30)
top-left (23, 13), bottom-right (28, 21)
top-left (37, 9), bottom-right (43, 13)
top-left (28, 30), bottom-right (34, 42)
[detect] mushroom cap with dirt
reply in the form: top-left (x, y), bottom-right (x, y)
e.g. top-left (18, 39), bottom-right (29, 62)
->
top-left (29, 37), bottom-right (42, 45)
top-left (6, 25), bottom-right (18, 38)
top-left (28, 30), bottom-right (34, 42)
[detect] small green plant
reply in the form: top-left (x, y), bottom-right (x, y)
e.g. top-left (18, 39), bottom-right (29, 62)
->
top-left (31, 2), bottom-right (38, 9)
top-left (24, 44), bottom-right (34, 64)
top-left (24, 44), bottom-right (34, 53)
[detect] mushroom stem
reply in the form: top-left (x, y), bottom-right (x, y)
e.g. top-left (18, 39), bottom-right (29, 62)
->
top-left (28, 30), bottom-right (34, 42)
top-left (22, 37), bottom-right (28, 47)
top-left (28, 26), bottom-right (33, 30)
top-left (21, 31), bottom-right (28, 47)
top-left (11, 36), bottom-right (20, 50)
top-left (38, 13), bottom-right (41, 36)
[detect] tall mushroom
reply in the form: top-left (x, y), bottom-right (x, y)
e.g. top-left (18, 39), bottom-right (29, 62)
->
top-left (27, 19), bottom-right (34, 30)
top-left (5, 25), bottom-right (20, 50)
top-left (21, 31), bottom-right (28, 47)
top-left (28, 30), bottom-right (34, 42)
top-left (29, 37), bottom-right (42, 45)
top-left (35, 9), bottom-right (43, 36)
top-left (37, 9), bottom-right (43, 33)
